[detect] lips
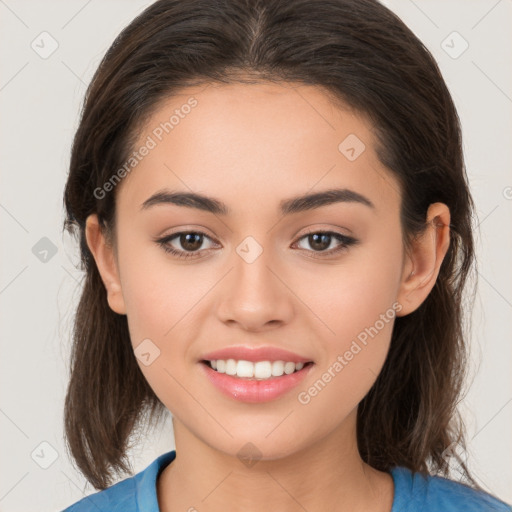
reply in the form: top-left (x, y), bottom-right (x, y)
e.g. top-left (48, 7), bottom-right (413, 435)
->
top-left (200, 345), bottom-right (313, 364)
top-left (200, 358), bottom-right (315, 403)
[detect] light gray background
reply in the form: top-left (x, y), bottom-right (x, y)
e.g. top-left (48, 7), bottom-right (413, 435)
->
top-left (0, 1), bottom-right (511, 510)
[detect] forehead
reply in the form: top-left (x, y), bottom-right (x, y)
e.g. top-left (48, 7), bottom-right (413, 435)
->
top-left (115, 81), bottom-right (400, 218)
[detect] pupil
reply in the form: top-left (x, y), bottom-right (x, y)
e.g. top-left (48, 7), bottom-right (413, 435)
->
top-left (310, 233), bottom-right (330, 251)
top-left (181, 233), bottom-right (202, 251)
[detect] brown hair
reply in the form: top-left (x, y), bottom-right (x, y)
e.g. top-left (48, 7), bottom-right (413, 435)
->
top-left (63, 0), bottom-right (478, 490)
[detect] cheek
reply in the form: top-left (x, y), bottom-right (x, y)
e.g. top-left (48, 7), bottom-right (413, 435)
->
top-left (299, 227), bottom-right (402, 342)
top-left (116, 238), bottom-right (188, 348)
top-left (117, 243), bottom-right (206, 412)
top-left (296, 228), bottom-right (402, 396)
top-left (117, 239), bottom-right (221, 381)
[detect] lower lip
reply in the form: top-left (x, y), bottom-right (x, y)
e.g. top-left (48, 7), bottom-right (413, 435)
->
top-left (199, 361), bottom-right (314, 403)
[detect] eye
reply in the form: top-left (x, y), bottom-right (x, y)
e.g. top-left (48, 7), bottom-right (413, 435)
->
top-left (155, 231), bottom-right (218, 259)
top-left (155, 229), bottom-right (358, 260)
top-left (292, 230), bottom-right (358, 258)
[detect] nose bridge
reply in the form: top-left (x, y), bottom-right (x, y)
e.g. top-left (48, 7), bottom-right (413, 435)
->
top-left (232, 234), bottom-right (280, 302)
top-left (215, 234), bottom-right (294, 329)
top-left (235, 238), bottom-right (274, 294)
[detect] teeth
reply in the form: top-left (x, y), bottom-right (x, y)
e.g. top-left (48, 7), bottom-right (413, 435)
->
top-left (208, 359), bottom-right (306, 379)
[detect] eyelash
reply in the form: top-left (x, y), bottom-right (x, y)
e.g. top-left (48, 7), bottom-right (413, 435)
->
top-left (155, 229), bottom-right (358, 260)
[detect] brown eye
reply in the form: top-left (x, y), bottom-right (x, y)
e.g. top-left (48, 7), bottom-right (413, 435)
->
top-left (307, 233), bottom-right (332, 251)
top-left (155, 231), bottom-right (218, 259)
top-left (179, 232), bottom-right (204, 251)
top-left (294, 231), bottom-right (358, 257)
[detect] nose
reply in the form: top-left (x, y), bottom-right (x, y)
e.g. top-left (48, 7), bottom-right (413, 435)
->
top-left (215, 247), bottom-right (295, 332)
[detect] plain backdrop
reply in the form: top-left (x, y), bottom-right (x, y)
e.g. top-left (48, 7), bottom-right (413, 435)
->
top-left (0, 1), bottom-right (511, 510)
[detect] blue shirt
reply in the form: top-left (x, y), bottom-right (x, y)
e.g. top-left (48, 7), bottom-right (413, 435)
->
top-left (62, 450), bottom-right (511, 511)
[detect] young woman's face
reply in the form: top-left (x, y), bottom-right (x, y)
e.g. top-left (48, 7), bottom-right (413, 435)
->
top-left (97, 82), bottom-right (413, 459)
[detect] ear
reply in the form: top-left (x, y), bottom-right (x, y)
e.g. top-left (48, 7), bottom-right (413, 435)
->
top-left (85, 214), bottom-right (127, 315)
top-left (396, 202), bottom-right (451, 317)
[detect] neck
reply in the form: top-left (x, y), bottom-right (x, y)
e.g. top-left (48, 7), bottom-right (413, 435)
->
top-left (157, 409), bottom-right (394, 512)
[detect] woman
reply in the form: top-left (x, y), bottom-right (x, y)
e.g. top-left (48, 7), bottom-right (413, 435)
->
top-left (61, 0), bottom-right (511, 510)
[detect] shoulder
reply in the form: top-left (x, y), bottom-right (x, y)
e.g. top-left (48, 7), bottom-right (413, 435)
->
top-left (390, 466), bottom-right (511, 512)
top-left (61, 451), bottom-right (177, 512)
top-left (62, 475), bottom-right (137, 512)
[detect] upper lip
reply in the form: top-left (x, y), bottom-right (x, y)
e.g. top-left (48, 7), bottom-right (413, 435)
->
top-left (200, 345), bottom-right (313, 363)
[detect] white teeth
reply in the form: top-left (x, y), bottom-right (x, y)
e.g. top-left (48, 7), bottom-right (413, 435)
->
top-left (207, 359), bottom-right (308, 379)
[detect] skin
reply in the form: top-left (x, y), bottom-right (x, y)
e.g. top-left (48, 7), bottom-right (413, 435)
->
top-left (85, 81), bottom-right (450, 512)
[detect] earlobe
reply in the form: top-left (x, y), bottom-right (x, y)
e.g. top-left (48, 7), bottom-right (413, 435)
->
top-left (85, 214), bottom-right (127, 315)
top-left (396, 203), bottom-right (451, 317)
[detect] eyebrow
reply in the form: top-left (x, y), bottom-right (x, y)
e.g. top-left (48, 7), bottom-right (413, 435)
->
top-left (140, 187), bottom-right (375, 215)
